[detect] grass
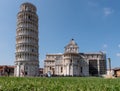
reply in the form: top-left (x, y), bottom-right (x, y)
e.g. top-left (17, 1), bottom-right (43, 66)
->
top-left (0, 77), bottom-right (120, 91)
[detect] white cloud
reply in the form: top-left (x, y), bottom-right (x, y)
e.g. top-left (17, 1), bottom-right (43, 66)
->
top-left (118, 44), bottom-right (120, 48)
top-left (101, 44), bottom-right (108, 54)
top-left (116, 53), bottom-right (120, 57)
top-left (103, 44), bottom-right (108, 48)
top-left (101, 50), bottom-right (107, 54)
top-left (103, 8), bottom-right (113, 16)
top-left (88, 1), bottom-right (98, 7)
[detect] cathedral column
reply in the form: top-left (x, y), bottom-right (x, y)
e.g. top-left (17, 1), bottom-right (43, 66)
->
top-left (97, 58), bottom-right (100, 76)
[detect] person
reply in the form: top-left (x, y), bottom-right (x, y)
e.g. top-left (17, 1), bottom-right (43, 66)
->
top-left (47, 71), bottom-right (51, 77)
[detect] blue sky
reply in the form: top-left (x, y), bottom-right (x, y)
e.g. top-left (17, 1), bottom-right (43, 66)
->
top-left (0, 0), bottom-right (120, 68)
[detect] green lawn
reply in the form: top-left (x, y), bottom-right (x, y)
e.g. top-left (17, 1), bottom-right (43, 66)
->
top-left (0, 77), bottom-right (120, 91)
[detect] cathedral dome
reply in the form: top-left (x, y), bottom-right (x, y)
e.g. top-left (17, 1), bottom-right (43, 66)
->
top-left (64, 39), bottom-right (79, 53)
top-left (66, 39), bottom-right (78, 47)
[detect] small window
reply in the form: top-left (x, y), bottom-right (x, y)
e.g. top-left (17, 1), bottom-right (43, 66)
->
top-left (25, 71), bottom-right (27, 75)
top-left (19, 55), bottom-right (21, 58)
top-left (92, 55), bottom-right (93, 58)
top-left (70, 60), bottom-right (72, 63)
top-left (81, 67), bottom-right (82, 73)
top-left (50, 67), bottom-right (51, 70)
top-left (26, 7), bottom-right (29, 11)
top-left (25, 66), bottom-right (28, 70)
top-left (32, 49), bottom-right (34, 52)
top-left (96, 55), bottom-right (98, 58)
top-left (28, 15), bottom-right (31, 20)
top-left (61, 67), bottom-right (63, 73)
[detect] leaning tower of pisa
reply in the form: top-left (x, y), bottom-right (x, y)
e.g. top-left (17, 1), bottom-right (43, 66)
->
top-left (14, 2), bottom-right (39, 77)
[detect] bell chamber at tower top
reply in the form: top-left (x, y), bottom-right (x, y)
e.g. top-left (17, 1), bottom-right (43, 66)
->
top-left (20, 2), bottom-right (37, 13)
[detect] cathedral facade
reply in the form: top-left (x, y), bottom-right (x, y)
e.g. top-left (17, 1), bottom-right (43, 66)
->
top-left (44, 39), bottom-right (106, 76)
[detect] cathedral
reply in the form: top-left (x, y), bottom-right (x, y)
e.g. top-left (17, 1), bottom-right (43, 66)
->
top-left (44, 39), bottom-right (106, 76)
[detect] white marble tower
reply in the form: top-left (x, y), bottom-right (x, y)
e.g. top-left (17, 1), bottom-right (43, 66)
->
top-left (14, 2), bottom-right (39, 77)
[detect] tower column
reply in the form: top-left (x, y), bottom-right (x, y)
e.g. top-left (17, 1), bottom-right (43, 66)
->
top-left (97, 58), bottom-right (100, 76)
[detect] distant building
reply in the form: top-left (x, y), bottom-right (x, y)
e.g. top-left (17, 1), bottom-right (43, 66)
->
top-left (44, 39), bottom-right (106, 76)
top-left (14, 2), bottom-right (39, 77)
top-left (0, 65), bottom-right (43, 77)
top-left (39, 68), bottom-right (44, 76)
top-left (0, 65), bottom-right (14, 76)
top-left (112, 67), bottom-right (120, 77)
